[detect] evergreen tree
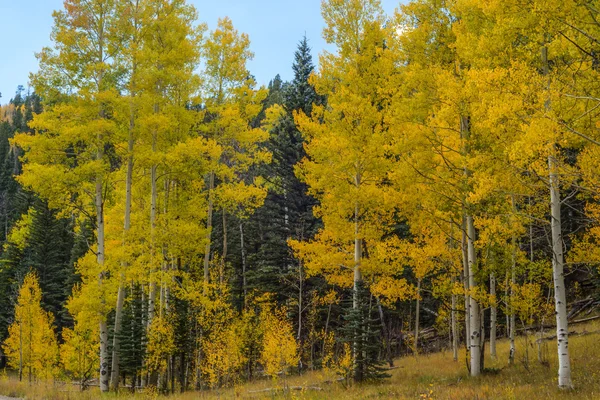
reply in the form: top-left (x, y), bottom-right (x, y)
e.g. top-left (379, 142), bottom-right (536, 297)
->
top-left (339, 282), bottom-right (388, 383)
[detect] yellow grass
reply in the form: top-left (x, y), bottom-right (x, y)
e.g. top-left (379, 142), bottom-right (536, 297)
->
top-left (3, 320), bottom-right (600, 399)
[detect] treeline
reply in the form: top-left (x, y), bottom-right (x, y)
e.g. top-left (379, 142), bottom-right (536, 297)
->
top-left (1, 0), bottom-right (600, 394)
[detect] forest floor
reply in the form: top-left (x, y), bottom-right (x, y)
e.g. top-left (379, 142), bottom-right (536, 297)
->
top-left (2, 319), bottom-right (600, 399)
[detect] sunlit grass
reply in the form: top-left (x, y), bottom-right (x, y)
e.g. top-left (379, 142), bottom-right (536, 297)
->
top-left (2, 320), bottom-right (600, 399)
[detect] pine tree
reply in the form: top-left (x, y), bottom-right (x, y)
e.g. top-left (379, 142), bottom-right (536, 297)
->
top-left (339, 282), bottom-right (388, 383)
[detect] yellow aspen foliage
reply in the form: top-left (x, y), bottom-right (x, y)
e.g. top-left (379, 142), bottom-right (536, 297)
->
top-left (259, 306), bottom-right (299, 379)
top-left (60, 319), bottom-right (99, 388)
top-left (145, 316), bottom-right (176, 376)
top-left (322, 332), bottom-right (353, 385)
top-left (201, 318), bottom-right (247, 388)
top-left (2, 272), bottom-right (59, 381)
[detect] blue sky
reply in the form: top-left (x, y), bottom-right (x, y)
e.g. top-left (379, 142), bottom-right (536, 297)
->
top-left (0, 0), bottom-right (402, 102)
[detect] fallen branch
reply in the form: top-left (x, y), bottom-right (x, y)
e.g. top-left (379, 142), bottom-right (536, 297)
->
top-left (248, 385), bottom-right (322, 394)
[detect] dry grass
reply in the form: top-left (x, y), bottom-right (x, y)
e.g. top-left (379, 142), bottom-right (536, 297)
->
top-left (3, 321), bottom-right (600, 399)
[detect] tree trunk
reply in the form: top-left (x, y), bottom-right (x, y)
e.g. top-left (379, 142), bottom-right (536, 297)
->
top-left (414, 278), bottom-right (421, 355)
top-left (549, 152), bottom-right (573, 388)
top-left (467, 215), bottom-right (481, 377)
top-left (462, 218), bottom-right (471, 350)
top-left (203, 172), bottom-right (215, 291)
top-left (509, 234), bottom-right (516, 365)
top-left (353, 203), bottom-right (362, 310)
top-left (541, 45), bottom-right (573, 389)
top-left (240, 222), bottom-right (247, 308)
top-left (96, 150), bottom-right (109, 391)
top-left (490, 273), bottom-right (497, 359)
top-left (451, 283), bottom-right (458, 362)
top-left (110, 92), bottom-right (135, 392)
top-left (221, 210), bottom-right (227, 285)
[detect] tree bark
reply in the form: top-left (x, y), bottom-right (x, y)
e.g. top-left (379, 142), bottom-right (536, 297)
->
top-left (490, 273), bottom-right (497, 359)
top-left (97, 173), bottom-right (109, 392)
top-left (203, 171), bottom-right (215, 292)
top-left (542, 45), bottom-right (573, 389)
top-left (451, 288), bottom-right (458, 361)
top-left (549, 152), bottom-right (573, 388)
top-left (467, 215), bottom-right (481, 376)
top-left (462, 217), bottom-right (470, 350)
top-left (240, 222), bottom-right (247, 308)
top-left (414, 278), bottom-right (421, 355)
top-left (110, 82), bottom-right (136, 392)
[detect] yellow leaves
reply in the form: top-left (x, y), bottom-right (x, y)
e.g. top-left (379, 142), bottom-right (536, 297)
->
top-left (371, 277), bottom-right (415, 307)
top-left (2, 272), bottom-right (59, 381)
top-left (202, 317), bottom-right (247, 388)
top-left (60, 319), bottom-right (99, 383)
top-left (5, 207), bottom-right (34, 252)
top-left (259, 305), bottom-right (299, 378)
top-left (322, 332), bottom-right (353, 384)
top-left (146, 317), bottom-right (176, 374)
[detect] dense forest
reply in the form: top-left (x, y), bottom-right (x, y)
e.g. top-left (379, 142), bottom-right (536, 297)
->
top-left (1, 0), bottom-right (600, 397)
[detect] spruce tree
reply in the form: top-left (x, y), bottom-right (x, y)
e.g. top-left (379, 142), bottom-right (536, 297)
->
top-left (340, 282), bottom-right (389, 383)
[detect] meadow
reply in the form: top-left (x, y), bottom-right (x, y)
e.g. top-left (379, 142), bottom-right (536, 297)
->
top-left (2, 320), bottom-right (600, 400)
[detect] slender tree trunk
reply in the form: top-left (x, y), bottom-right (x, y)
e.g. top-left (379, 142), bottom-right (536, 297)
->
top-left (221, 210), bottom-right (227, 285)
top-left (110, 89), bottom-right (135, 392)
top-left (509, 234), bottom-right (516, 365)
top-left (18, 323), bottom-right (22, 382)
top-left (297, 261), bottom-right (303, 342)
top-left (240, 222), bottom-right (247, 308)
top-left (203, 172), bottom-right (215, 291)
top-left (353, 204), bottom-right (362, 310)
top-left (541, 45), bottom-right (573, 389)
top-left (451, 282), bottom-right (458, 362)
top-left (462, 218), bottom-right (471, 350)
top-left (549, 152), bottom-right (573, 388)
top-left (467, 215), bottom-right (481, 377)
top-left (490, 273), bottom-right (497, 359)
top-left (414, 278), bottom-right (421, 355)
top-left (97, 173), bottom-right (109, 392)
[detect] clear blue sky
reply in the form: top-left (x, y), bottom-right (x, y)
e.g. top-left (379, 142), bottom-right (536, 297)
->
top-left (0, 0), bottom-right (402, 102)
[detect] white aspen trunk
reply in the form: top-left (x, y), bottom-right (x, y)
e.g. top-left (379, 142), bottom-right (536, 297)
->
top-left (490, 273), bottom-right (497, 359)
top-left (148, 163), bottom-right (158, 327)
top-left (221, 210), bottom-right (227, 285)
top-left (97, 173), bottom-right (109, 392)
top-left (353, 202), bottom-right (362, 310)
top-left (110, 86), bottom-right (135, 392)
top-left (509, 235), bottom-right (516, 365)
top-left (203, 171), bottom-right (214, 291)
top-left (240, 222), bottom-right (247, 308)
top-left (414, 278), bottom-right (421, 355)
top-left (297, 261), bottom-right (303, 341)
top-left (451, 288), bottom-right (458, 361)
top-left (549, 153), bottom-right (573, 388)
top-left (540, 45), bottom-right (573, 389)
top-left (462, 220), bottom-right (471, 350)
top-left (467, 215), bottom-right (481, 377)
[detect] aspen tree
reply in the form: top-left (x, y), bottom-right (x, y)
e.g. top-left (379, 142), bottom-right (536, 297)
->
top-left (14, 0), bottom-right (125, 391)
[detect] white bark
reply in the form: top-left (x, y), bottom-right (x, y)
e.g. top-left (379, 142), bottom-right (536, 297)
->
top-left (467, 215), bottom-right (481, 376)
top-left (451, 287), bottom-right (458, 361)
top-left (490, 273), bottom-right (497, 359)
top-left (462, 221), bottom-right (470, 350)
top-left (110, 84), bottom-right (135, 392)
top-left (549, 153), bottom-right (573, 388)
top-left (97, 174), bottom-right (109, 392)
top-left (240, 222), bottom-right (247, 308)
top-left (353, 203), bottom-right (362, 310)
top-left (414, 278), bottom-right (421, 355)
top-left (542, 45), bottom-right (573, 389)
top-left (509, 235), bottom-right (516, 365)
top-left (203, 171), bottom-right (214, 291)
